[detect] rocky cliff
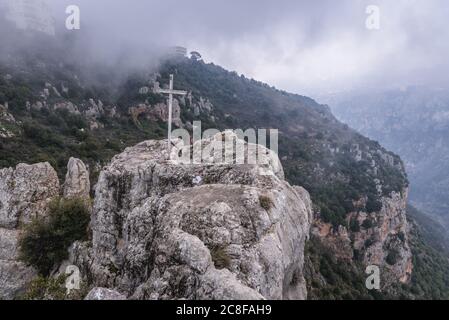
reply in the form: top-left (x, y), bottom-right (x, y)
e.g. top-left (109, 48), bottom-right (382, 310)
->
top-left (70, 132), bottom-right (312, 300)
top-left (311, 189), bottom-right (412, 289)
top-left (0, 162), bottom-right (59, 299)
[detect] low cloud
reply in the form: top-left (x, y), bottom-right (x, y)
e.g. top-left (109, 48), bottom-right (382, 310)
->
top-left (3, 0), bottom-right (449, 95)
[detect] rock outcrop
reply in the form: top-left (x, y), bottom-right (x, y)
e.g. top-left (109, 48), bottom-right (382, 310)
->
top-left (71, 132), bottom-right (312, 300)
top-left (193, 97), bottom-right (214, 116)
top-left (359, 190), bottom-right (412, 285)
top-left (63, 158), bottom-right (90, 200)
top-left (0, 104), bottom-right (16, 123)
top-left (129, 100), bottom-right (182, 128)
top-left (0, 103), bottom-right (17, 138)
top-left (0, 163), bottom-right (60, 299)
top-left (53, 102), bottom-right (80, 115)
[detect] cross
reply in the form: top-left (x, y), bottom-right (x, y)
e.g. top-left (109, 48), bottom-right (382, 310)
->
top-left (156, 74), bottom-right (187, 157)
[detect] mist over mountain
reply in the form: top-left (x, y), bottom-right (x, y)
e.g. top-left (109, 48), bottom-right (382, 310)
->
top-left (3, 0), bottom-right (449, 95)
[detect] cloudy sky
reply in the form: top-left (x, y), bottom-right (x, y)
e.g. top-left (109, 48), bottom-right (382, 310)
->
top-left (43, 0), bottom-right (449, 95)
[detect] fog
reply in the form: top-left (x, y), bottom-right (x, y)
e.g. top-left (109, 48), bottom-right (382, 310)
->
top-left (2, 0), bottom-right (449, 96)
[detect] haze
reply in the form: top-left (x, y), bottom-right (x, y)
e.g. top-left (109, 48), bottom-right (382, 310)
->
top-left (5, 0), bottom-right (449, 96)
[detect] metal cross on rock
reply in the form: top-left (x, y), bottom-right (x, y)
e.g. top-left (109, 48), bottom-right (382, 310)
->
top-left (156, 74), bottom-right (187, 157)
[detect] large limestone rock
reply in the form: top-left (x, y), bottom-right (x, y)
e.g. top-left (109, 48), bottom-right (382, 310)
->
top-left (356, 190), bottom-right (412, 285)
top-left (0, 104), bottom-right (15, 123)
top-left (0, 162), bottom-right (60, 299)
top-left (71, 132), bottom-right (312, 300)
top-left (0, 163), bottom-right (60, 228)
top-left (63, 158), bottom-right (90, 200)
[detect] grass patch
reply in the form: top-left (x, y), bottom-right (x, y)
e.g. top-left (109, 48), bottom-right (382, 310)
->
top-left (19, 275), bottom-right (90, 300)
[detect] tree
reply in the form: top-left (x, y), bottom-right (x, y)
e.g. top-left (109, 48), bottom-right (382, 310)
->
top-left (190, 51), bottom-right (202, 61)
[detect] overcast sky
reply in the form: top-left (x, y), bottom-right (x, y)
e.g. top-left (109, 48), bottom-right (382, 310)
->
top-left (39, 0), bottom-right (449, 95)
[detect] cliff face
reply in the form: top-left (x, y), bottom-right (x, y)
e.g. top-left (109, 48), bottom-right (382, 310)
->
top-left (312, 189), bottom-right (412, 289)
top-left (71, 132), bottom-right (312, 300)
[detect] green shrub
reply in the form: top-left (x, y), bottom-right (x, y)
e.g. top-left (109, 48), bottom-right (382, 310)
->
top-left (364, 238), bottom-right (375, 248)
top-left (349, 218), bottom-right (360, 232)
top-left (386, 249), bottom-right (400, 266)
top-left (366, 196), bottom-right (382, 213)
top-left (19, 198), bottom-right (90, 276)
top-left (22, 121), bottom-right (64, 148)
top-left (305, 236), bottom-right (383, 300)
top-left (362, 219), bottom-right (374, 229)
top-left (259, 195), bottom-right (274, 211)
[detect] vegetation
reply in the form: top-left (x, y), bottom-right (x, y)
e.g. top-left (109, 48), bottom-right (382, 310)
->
top-left (19, 198), bottom-right (90, 276)
top-left (385, 249), bottom-right (400, 266)
top-left (19, 275), bottom-right (67, 300)
top-left (259, 195), bottom-right (274, 211)
top-left (349, 218), bottom-right (360, 232)
top-left (406, 205), bottom-right (449, 255)
top-left (401, 206), bottom-right (449, 299)
top-left (361, 218), bottom-right (374, 229)
top-left (305, 236), bottom-right (385, 300)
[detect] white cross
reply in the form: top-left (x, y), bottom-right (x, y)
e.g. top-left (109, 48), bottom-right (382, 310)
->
top-left (156, 74), bottom-right (187, 157)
